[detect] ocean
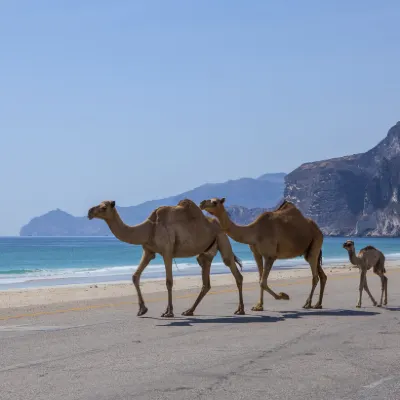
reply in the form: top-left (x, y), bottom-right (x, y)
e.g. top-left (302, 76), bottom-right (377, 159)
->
top-left (1, 236), bottom-right (400, 290)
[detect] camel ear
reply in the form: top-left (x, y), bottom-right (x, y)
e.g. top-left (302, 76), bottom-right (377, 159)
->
top-left (220, 197), bottom-right (226, 204)
top-left (110, 201), bottom-right (115, 208)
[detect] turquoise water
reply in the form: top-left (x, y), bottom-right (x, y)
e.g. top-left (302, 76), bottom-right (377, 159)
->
top-left (1, 236), bottom-right (400, 289)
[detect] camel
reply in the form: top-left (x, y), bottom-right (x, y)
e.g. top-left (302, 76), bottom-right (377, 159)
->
top-left (87, 199), bottom-right (245, 318)
top-left (199, 197), bottom-right (327, 309)
top-left (342, 240), bottom-right (388, 308)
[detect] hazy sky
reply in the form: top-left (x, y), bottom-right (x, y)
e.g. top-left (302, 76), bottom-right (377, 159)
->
top-left (1, 1), bottom-right (400, 235)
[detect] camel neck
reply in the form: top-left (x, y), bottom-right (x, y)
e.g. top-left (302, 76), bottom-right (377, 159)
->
top-left (346, 249), bottom-right (360, 267)
top-left (217, 209), bottom-right (257, 245)
top-left (105, 211), bottom-right (152, 246)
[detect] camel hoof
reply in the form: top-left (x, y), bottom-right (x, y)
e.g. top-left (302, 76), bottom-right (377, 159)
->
top-left (234, 308), bottom-right (245, 315)
top-left (251, 304), bottom-right (264, 312)
top-left (161, 312), bottom-right (174, 318)
top-left (137, 306), bottom-right (148, 316)
top-left (356, 304), bottom-right (361, 308)
top-left (384, 302), bottom-right (388, 306)
top-left (312, 304), bottom-right (322, 309)
top-left (279, 292), bottom-right (290, 300)
top-left (302, 301), bottom-right (311, 309)
top-left (376, 304), bottom-right (382, 308)
top-left (181, 310), bottom-right (194, 316)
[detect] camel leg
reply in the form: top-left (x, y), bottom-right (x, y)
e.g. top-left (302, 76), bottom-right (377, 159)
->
top-left (250, 245), bottom-right (265, 311)
top-left (132, 249), bottom-right (156, 316)
top-left (260, 257), bottom-right (289, 301)
top-left (303, 251), bottom-right (320, 309)
top-left (217, 234), bottom-right (245, 315)
top-left (377, 273), bottom-right (388, 306)
top-left (181, 253), bottom-right (212, 316)
top-left (384, 274), bottom-right (388, 306)
top-left (161, 255), bottom-right (174, 318)
top-left (361, 273), bottom-right (378, 306)
top-left (312, 255), bottom-right (327, 309)
top-left (356, 269), bottom-right (367, 308)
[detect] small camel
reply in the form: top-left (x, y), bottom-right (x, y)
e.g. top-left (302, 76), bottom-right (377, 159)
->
top-left (342, 240), bottom-right (388, 308)
top-left (200, 197), bottom-right (327, 309)
top-left (88, 199), bottom-right (245, 318)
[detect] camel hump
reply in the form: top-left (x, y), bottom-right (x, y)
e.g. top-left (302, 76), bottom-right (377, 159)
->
top-left (175, 198), bottom-right (204, 220)
top-left (148, 208), bottom-right (161, 223)
top-left (149, 199), bottom-right (204, 224)
top-left (148, 205), bottom-right (173, 223)
top-left (273, 200), bottom-right (302, 217)
top-left (176, 198), bottom-right (197, 208)
top-left (363, 245), bottom-right (377, 251)
top-left (275, 200), bottom-right (295, 211)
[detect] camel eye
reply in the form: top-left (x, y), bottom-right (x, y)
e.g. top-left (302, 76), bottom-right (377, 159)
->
top-left (212, 201), bottom-right (217, 205)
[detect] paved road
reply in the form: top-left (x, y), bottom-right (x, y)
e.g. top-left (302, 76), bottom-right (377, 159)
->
top-left (1, 269), bottom-right (400, 400)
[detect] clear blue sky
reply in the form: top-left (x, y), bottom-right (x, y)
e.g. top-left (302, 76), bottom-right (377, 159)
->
top-left (1, 1), bottom-right (400, 235)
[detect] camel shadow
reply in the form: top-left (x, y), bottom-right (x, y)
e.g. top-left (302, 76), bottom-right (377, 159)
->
top-left (279, 309), bottom-right (380, 319)
top-left (383, 306), bottom-right (400, 312)
top-left (151, 315), bottom-right (282, 327)
top-left (148, 308), bottom-right (380, 327)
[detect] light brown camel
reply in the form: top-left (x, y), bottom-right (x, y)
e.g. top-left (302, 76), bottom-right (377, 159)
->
top-left (87, 199), bottom-right (245, 318)
top-left (343, 240), bottom-right (388, 308)
top-left (199, 198), bottom-right (327, 309)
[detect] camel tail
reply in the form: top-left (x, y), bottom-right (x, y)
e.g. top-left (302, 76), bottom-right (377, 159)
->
top-left (304, 242), bottom-right (321, 264)
top-left (304, 245), bottom-right (323, 272)
top-left (373, 256), bottom-right (386, 274)
top-left (233, 253), bottom-right (243, 271)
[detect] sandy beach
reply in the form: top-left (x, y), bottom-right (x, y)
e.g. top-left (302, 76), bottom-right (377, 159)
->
top-left (1, 261), bottom-right (398, 309)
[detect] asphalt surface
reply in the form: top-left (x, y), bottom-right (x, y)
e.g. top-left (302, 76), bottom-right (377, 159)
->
top-left (1, 269), bottom-right (400, 400)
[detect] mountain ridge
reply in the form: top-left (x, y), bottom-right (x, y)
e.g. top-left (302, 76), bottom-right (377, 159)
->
top-left (20, 173), bottom-right (285, 236)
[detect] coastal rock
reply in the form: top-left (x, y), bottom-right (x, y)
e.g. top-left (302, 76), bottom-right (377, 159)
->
top-left (284, 122), bottom-right (400, 236)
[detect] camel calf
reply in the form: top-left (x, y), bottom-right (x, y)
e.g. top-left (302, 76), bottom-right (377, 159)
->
top-left (343, 240), bottom-right (388, 307)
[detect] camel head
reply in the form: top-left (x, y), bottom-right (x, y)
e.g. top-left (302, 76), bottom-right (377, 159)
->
top-left (88, 200), bottom-right (116, 221)
top-left (199, 197), bottom-right (226, 216)
top-left (342, 240), bottom-right (355, 251)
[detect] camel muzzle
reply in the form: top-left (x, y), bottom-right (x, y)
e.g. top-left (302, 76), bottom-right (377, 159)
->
top-left (87, 207), bottom-right (95, 220)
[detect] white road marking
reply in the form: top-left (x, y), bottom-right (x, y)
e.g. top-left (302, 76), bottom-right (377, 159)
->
top-left (363, 375), bottom-right (396, 389)
top-left (0, 320), bottom-right (116, 332)
top-left (0, 324), bottom-right (70, 331)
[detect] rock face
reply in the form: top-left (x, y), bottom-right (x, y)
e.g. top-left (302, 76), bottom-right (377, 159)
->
top-left (284, 122), bottom-right (400, 236)
top-left (20, 173), bottom-right (284, 236)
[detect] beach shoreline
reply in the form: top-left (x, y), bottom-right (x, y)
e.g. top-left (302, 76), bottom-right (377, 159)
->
top-left (2, 261), bottom-right (399, 309)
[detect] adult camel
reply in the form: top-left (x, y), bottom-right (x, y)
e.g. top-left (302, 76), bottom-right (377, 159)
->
top-left (88, 199), bottom-right (245, 317)
top-left (200, 197), bottom-right (327, 309)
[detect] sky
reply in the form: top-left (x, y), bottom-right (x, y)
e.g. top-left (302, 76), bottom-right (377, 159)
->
top-left (1, 1), bottom-right (400, 235)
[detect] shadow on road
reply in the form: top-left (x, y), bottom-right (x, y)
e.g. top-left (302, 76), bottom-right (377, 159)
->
top-left (145, 308), bottom-right (381, 327)
top-left (384, 307), bottom-right (400, 312)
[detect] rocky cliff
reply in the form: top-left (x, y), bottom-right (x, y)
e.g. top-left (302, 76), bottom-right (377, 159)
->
top-left (284, 122), bottom-right (400, 236)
